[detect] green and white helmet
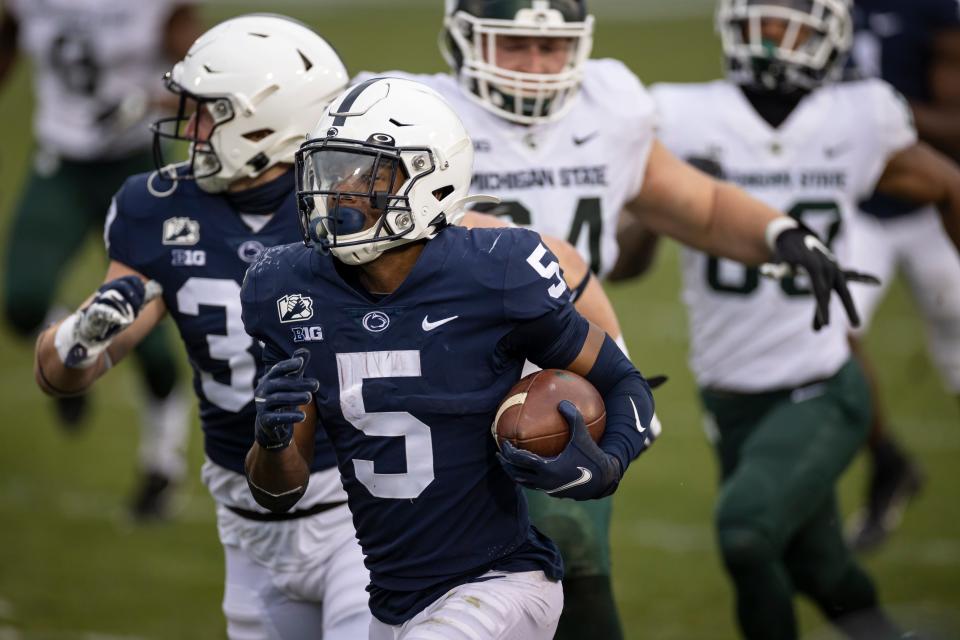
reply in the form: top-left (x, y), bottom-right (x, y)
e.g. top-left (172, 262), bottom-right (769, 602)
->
top-left (717, 0), bottom-right (853, 92)
top-left (443, 0), bottom-right (594, 125)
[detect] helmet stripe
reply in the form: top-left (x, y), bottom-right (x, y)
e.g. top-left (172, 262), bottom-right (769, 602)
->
top-left (331, 77), bottom-right (385, 126)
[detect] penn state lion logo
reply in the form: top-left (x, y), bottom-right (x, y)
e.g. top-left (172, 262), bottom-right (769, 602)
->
top-left (277, 294), bottom-right (314, 323)
top-left (362, 310), bottom-right (389, 333)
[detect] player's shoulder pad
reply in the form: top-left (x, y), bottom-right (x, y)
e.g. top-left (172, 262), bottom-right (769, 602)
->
top-left (650, 80), bottom-right (727, 126)
top-left (113, 167), bottom-right (207, 221)
top-left (456, 225), bottom-right (569, 319)
top-left (832, 78), bottom-right (916, 146)
top-left (581, 58), bottom-right (655, 121)
top-left (240, 242), bottom-right (313, 306)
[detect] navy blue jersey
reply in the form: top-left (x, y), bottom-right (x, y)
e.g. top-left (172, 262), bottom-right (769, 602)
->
top-left (105, 170), bottom-right (337, 475)
top-left (852, 0), bottom-right (960, 218)
top-left (241, 226), bottom-right (571, 624)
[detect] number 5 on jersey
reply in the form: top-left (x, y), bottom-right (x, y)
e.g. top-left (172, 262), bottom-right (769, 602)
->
top-left (527, 243), bottom-right (567, 299)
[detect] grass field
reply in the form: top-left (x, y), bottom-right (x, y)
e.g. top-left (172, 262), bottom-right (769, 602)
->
top-left (0, 4), bottom-right (957, 639)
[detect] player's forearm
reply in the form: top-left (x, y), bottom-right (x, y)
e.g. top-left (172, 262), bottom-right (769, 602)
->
top-left (245, 444), bottom-right (311, 512)
top-left (34, 325), bottom-right (107, 397)
top-left (698, 181), bottom-right (780, 265)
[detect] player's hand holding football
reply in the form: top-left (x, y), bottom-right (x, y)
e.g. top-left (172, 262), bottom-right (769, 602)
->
top-left (498, 400), bottom-right (623, 500)
top-left (54, 275), bottom-right (161, 368)
top-left (766, 219), bottom-right (879, 331)
top-left (254, 348), bottom-right (319, 451)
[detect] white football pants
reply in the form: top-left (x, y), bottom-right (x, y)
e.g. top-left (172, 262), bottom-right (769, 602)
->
top-left (368, 570), bottom-right (562, 640)
top-left (204, 460), bottom-right (370, 640)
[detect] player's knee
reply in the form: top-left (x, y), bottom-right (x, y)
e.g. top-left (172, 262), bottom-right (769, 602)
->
top-left (716, 525), bottom-right (775, 573)
top-left (791, 560), bottom-right (876, 613)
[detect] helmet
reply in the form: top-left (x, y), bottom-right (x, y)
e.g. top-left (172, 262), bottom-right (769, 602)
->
top-left (443, 0), bottom-right (594, 125)
top-left (717, 0), bottom-right (853, 93)
top-left (152, 14), bottom-right (349, 193)
top-left (296, 77), bottom-right (477, 265)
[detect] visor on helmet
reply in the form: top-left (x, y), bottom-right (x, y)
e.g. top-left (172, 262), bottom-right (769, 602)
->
top-left (296, 138), bottom-right (423, 254)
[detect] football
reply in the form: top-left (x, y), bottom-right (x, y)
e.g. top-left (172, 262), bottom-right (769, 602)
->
top-left (493, 369), bottom-right (606, 457)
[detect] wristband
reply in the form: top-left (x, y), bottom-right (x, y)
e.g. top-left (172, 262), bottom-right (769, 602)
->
top-left (764, 216), bottom-right (799, 253)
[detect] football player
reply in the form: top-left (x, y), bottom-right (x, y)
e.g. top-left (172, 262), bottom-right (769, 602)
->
top-left (621, 0), bottom-right (959, 637)
top-left (842, 0), bottom-right (960, 552)
top-left (241, 76), bottom-right (658, 640)
top-left (350, 1), bottom-right (876, 636)
top-left (0, 0), bottom-right (203, 520)
top-left (32, 15), bottom-right (370, 639)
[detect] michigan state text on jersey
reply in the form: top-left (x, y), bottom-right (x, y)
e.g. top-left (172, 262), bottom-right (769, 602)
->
top-left (644, 0), bottom-right (960, 637)
top-left (652, 77), bottom-right (915, 391)
top-left (351, 60), bottom-right (653, 279)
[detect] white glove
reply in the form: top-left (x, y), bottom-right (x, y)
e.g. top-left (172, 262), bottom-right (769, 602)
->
top-left (54, 277), bottom-right (161, 368)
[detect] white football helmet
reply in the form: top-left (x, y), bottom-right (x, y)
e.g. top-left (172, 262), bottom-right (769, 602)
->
top-left (296, 77), bottom-right (482, 265)
top-left (717, 0), bottom-right (853, 92)
top-left (443, 0), bottom-right (594, 125)
top-left (152, 14), bottom-right (349, 193)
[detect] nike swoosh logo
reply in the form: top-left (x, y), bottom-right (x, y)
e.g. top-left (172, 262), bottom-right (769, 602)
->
top-left (823, 142), bottom-right (852, 158)
top-left (630, 397), bottom-right (645, 433)
top-left (422, 315), bottom-right (459, 331)
top-left (545, 466), bottom-right (593, 494)
top-left (572, 131), bottom-right (599, 146)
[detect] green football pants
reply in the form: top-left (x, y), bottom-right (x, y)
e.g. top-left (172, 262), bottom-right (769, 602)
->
top-left (3, 152), bottom-right (179, 399)
top-left (702, 360), bottom-right (899, 640)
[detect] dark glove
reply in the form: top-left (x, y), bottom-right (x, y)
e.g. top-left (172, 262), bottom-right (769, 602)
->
top-left (772, 225), bottom-right (878, 331)
top-left (254, 348), bottom-right (319, 451)
top-left (497, 400), bottom-right (623, 500)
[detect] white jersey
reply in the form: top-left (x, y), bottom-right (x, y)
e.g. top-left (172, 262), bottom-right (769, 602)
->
top-left (652, 79), bottom-right (916, 391)
top-left (7, 0), bottom-right (179, 160)
top-left (355, 59), bottom-right (657, 277)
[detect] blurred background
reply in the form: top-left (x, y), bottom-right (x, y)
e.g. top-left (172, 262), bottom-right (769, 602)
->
top-left (0, 1), bottom-right (956, 639)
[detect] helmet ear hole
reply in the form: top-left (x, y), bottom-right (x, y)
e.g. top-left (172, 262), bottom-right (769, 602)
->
top-left (433, 185), bottom-right (455, 202)
top-left (242, 128), bottom-right (275, 142)
top-left (297, 50), bottom-right (313, 71)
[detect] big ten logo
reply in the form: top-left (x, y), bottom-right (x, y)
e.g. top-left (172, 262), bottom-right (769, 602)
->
top-left (291, 326), bottom-right (324, 343)
top-left (171, 249), bottom-right (207, 267)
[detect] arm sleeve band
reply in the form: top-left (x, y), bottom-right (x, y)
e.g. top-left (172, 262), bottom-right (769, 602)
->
top-left (582, 334), bottom-right (656, 473)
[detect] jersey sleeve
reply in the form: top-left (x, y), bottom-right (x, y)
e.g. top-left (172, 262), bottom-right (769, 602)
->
top-left (859, 79), bottom-right (919, 195)
top-left (501, 228), bottom-right (572, 322)
top-left (239, 247), bottom-right (277, 345)
top-left (495, 228), bottom-right (590, 367)
top-left (103, 182), bottom-right (137, 268)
